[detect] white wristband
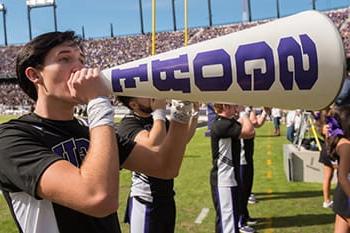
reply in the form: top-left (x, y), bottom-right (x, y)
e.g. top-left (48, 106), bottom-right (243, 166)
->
top-left (87, 97), bottom-right (115, 129)
top-left (239, 111), bottom-right (248, 119)
top-left (261, 110), bottom-right (267, 118)
top-left (170, 100), bottom-right (192, 124)
top-left (152, 109), bottom-right (166, 121)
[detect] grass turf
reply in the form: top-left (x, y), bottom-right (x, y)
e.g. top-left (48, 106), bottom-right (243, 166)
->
top-left (0, 115), bottom-right (335, 232)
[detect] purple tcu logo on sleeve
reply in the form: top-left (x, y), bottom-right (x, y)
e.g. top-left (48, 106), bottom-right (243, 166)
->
top-left (111, 34), bottom-right (318, 93)
top-left (52, 138), bottom-right (89, 167)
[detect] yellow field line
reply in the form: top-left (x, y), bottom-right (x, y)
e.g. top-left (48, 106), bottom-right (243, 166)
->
top-left (266, 159), bottom-right (272, 166)
top-left (266, 171), bottom-right (272, 179)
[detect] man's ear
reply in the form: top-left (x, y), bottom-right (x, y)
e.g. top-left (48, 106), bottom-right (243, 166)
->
top-left (24, 67), bottom-right (42, 85)
top-left (128, 99), bottom-right (138, 111)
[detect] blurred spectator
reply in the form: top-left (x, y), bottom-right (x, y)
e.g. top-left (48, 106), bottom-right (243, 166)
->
top-left (286, 109), bottom-right (302, 143)
top-left (271, 108), bottom-right (282, 136)
top-left (315, 106), bottom-right (337, 209)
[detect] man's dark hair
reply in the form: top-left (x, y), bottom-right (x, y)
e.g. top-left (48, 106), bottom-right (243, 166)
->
top-left (117, 96), bottom-right (135, 109)
top-left (16, 31), bottom-right (83, 101)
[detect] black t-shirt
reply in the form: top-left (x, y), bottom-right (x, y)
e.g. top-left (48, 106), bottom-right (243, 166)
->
top-left (210, 115), bottom-right (242, 187)
top-left (0, 113), bottom-right (135, 233)
top-left (117, 113), bottom-right (174, 200)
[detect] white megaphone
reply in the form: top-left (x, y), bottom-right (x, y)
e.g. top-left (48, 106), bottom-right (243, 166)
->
top-left (101, 10), bottom-right (346, 110)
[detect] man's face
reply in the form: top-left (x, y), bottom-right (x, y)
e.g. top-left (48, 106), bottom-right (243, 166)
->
top-left (37, 41), bottom-right (85, 104)
top-left (133, 97), bottom-right (153, 114)
top-left (224, 104), bottom-right (239, 118)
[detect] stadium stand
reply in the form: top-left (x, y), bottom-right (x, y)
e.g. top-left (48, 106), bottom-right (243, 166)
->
top-left (0, 7), bottom-right (349, 114)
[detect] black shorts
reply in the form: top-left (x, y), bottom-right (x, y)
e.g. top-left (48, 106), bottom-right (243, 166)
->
top-left (318, 144), bottom-right (334, 167)
top-left (333, 184), bottom-right (350, 218)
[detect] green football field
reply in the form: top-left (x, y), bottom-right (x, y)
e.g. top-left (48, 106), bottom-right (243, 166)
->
top-left (0, 115), bottom-right (335, 232)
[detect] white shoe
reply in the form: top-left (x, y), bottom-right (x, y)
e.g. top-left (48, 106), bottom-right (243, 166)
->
top-left (239, 225), bottom-right (256, 233)
top-left (246, 218), bottom-right (259, 225)
top-left (323, 201), bottom-right (333, 208)
top-left (248, 194), bottom-right (257, 204)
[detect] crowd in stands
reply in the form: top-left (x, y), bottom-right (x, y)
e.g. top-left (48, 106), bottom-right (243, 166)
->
top-left (0, 45), bottom-right (19, 79)
top-left (0, 82), bottom-right (34, 114)
top-left (0, 7), bottom-right (349, 112)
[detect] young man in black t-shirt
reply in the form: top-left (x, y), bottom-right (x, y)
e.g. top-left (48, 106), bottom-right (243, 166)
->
top-left (210, 103), bottom-right (255, 233)
top-left (0, 31), bottom-right (193, 233)
top-left (117, 96), bottom-right (198, 233)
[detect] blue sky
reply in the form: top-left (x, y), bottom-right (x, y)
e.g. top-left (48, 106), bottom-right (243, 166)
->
top-left (0, 0), bottom-right (349, 45)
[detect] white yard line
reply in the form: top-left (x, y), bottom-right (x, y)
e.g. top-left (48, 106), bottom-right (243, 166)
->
top-left (194, 208), bottom-right (209, 224)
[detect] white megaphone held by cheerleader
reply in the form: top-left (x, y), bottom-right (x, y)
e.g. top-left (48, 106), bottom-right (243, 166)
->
top-left (101, 10), bottom-right (346, 110)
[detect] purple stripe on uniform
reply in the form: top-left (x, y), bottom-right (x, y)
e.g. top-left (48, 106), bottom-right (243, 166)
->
top-left (214, 186), bottom-right (224, 233)
top-left (128, 197), bottom-right (133, 223)
top-left (144, 203), bottom-right (151, 233)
